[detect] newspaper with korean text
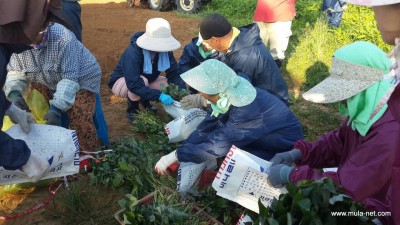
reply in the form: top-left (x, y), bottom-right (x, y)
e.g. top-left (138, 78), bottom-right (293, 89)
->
top-left (212, 145), bottom-right (287, 213)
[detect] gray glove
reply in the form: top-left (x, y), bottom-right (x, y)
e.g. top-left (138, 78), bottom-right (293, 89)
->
top-left (44, 105), bottom-right (62, 126)
top-left (180, 94), bottom-right (208, 109)
top-left (8, 91), bottom-right (30, 112)
top-left (270, 149), bottom-right (302, 166)
top-left (267, 164), bottom-right (294, 188)
top-left (5, 103), bottom-right (36, 133)
top-left (21, 155), bottom-right (50, 182)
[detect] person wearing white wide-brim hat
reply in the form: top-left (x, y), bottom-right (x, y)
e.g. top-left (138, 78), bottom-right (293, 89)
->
top-left (154, 59), bottom-right (303, 180)
top-left (108, 18), bottom-right (185, 122)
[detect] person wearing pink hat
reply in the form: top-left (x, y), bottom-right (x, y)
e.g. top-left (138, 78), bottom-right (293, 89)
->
top-left (344, 1), bottom-right (400, 224)
top-left (108, 18), bottom-right (186, 122)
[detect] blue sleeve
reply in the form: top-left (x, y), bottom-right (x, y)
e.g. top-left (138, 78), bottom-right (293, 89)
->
top-left (177, 108), bottom-right (267, 164)
top-left (165, 52), bottom-right (186, 89)
top-left (0, 91), bottom-right (31, 170)
top-left (177, 46), bottom-right (193, 75)
top-left (0, 45), bottom-right (31, 170)
top-left (123, 46), bottom-right (161, 101)
top-left (185, 111), bottom-right (219, 144)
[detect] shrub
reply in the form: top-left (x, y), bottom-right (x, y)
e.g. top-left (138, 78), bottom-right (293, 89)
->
top-left (286, 1), bottom-right (391, 98)
top-left (199, 0), bottom-right (257, 27)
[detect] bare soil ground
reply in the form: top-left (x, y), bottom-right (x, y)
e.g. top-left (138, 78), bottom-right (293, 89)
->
top-left (0, 3), bottom-right (200, 224)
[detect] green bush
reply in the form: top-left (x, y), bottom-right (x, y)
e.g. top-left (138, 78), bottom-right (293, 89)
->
top-left (286, 1), bottom-right (391, 97)
top-left (199, 0), bottom-right (257, 27)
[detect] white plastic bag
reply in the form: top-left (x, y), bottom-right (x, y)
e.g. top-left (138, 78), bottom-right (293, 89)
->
top-left (0, 124), bottom-right (80, 185)
top-left (164, 108), bottom-right (206, 143)
top-left (162, 101), bottom-right (198, 119)
top-left (177, 159), bottom-right (217, 193)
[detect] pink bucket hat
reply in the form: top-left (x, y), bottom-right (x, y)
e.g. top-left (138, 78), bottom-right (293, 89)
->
top-left (343, 0), bottom-right (400, 6)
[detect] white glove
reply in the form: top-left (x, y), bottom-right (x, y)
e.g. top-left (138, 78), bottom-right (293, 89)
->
top-left (5, 103), bottom-right (36, 133)
top-left (180, 94), bottom-right (208, 109)
top-left (21, 155), bottom-right (50, 182)
top-left (154, 150), bottom-right (178, 176)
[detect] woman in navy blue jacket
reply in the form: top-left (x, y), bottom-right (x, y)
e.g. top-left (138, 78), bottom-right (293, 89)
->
top-left (108, 18), bottom-right (186, 121)
top-left (155, 59), bottom-right (304, 175)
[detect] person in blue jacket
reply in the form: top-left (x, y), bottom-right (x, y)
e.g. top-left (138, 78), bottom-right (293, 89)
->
top-left (180, 14), bottom-right (290, 110)
top-left (154, 59), bottom-right (303, 175)
top-left (0, 0), bottom-right (68, 182)
top-left (108, 18), bottom-right (186, 122)
top-left (178, 34), bottom-right (219, 75)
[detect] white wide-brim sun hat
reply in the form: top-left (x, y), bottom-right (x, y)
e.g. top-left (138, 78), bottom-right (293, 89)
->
top-left (137, 18), bottom-right (181, 52)
top-left (344, 0), bottom-right (400, 6)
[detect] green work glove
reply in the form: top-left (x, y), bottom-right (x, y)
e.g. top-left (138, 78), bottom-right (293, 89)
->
top-left (8, 91), bottom-right (30, 112)
top-left (270, 149), bottom-right (302, 166)
top-left (44, 105), bottom-right (62, 126)
top-left (267, 164), bottom-right (294, 188)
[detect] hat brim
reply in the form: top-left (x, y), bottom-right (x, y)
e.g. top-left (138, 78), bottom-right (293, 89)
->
top-left (343, 0), bottom-right (400, 6)
top-left (225, 77), bottom-right (256, 107)
top-left (181, 65), bottom-right (256, 107)
top-left (137, 33), bottom-right (181, 52)
top-left (180, 65), bottom-right (219, 95)
top-left (302, 76), bottom-right (378, 103)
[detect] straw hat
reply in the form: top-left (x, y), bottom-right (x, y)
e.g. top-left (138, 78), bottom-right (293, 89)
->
top-left (180, 59), bottom-right (256, 107)
top-left (137, 18), bottom-right (180, 52)
top-left (344, 0), bottom-right (400, 6)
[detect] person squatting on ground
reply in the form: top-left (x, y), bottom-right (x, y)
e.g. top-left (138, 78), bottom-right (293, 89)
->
top-left (5, 13), bottom-right (102, 152)
top-left (0, 0), bottom-right (69, 182)
top-left (266, 41), bottom-right (399, 225)
top-left (253, 0), bottom-right (297, 68)
top-left (345, 1), bottom-right (400, 223)
top-left (154, 59), bottom-right (304, 176)
top-left (62, 0), bottom-right (82, 42)
top-left (180, 13), bottom-right (290, 110)
top-left (108, 18), bottom-right (186, 122)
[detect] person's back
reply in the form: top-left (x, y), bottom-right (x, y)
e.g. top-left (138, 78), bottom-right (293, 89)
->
top-left (223, 24), bottom-right (290, 105)
top-left (187, 87), bottom-right (303, 161)
top-left (199, 14), bottom-right (290, 106)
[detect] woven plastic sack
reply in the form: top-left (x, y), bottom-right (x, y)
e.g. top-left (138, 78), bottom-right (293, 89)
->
top-left (2, 90), bottom-right (49, 131)
top-left (0, 124), bottom-right (80, 185)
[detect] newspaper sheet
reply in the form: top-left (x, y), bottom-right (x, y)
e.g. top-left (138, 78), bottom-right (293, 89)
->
top-left (212, 145), bottom-right (286, 213)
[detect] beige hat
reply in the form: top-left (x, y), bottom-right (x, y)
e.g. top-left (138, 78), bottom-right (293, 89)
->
top-left (137, 18), bottom-right (180, 52)
top-left (343, 0), bottom-right (400, 6)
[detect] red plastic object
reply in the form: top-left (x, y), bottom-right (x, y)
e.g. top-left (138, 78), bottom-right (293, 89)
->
top-left (196, 170), bottom-right (218, 189)
top-left (167, 161), bottom-right (180, 175)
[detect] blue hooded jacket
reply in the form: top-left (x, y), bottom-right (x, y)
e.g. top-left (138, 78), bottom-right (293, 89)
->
top-left (177, 37), bottom-right (220, 75)
top-left (0, 44), bottom-right (31, 170)
top-left (223, 24), bottom-right (290, 106)
top-left (108, 32), bottom-right (186, 101)
top-left (176, 88), bottom-right (304, 164)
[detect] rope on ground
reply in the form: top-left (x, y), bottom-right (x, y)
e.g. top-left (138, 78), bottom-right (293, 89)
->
top-left (0, 175), bottom-right (78, 221)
